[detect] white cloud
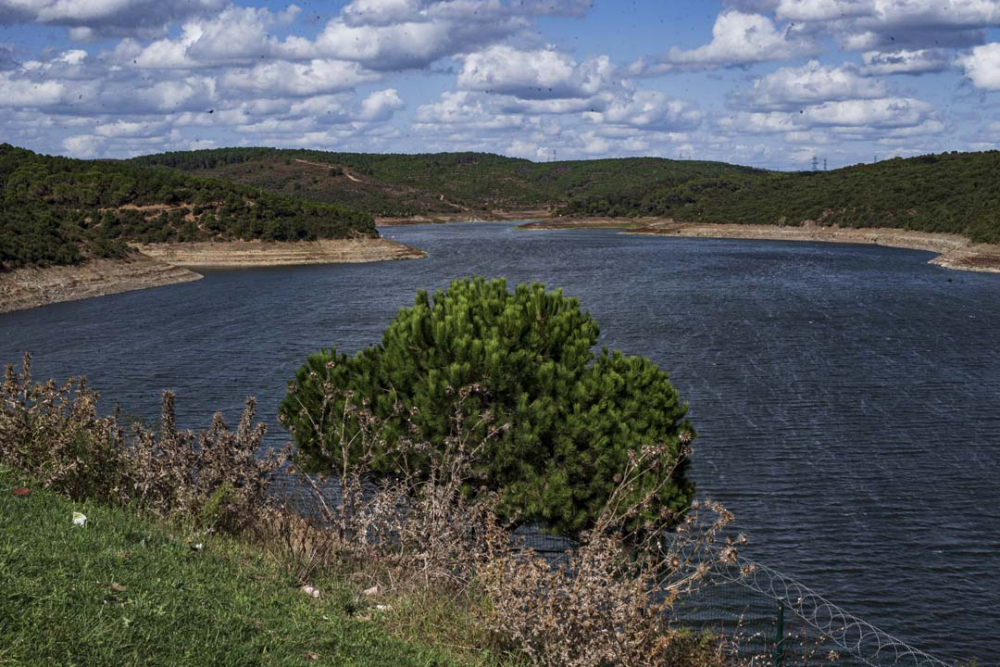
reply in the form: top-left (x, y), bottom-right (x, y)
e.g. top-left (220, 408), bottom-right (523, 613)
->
top-left (94, 119), bottom-right (168, 137)
top-left (134, 76), bottom-right (217, 113)
top-left (415, 91), bottom-right (533, 130)
top-left (220, 60), bottom-right (380, 97)
top-left (736, 61), bottom-right (888, 110)
top-left (957, 42), bottom-right (1000, 88)
top-left (779, 0), bottom-right (1000, 52)
top-left (458, 46), bottom-right (613, 100)
top-left (306, 17), bottom-right (522, 71)
top-left (0, 0), bottom-right (229, 39)
top-left (0, 71), bottom-right (66, 106)
top-left (62, 133), bottom-right (104, 157)
top-left (805, 97), bottom-right (934, 127)
top-left (775, 0), bottom-right (873, 21)
top-left (722, 96), bottom-right (937, 136)
top-left (285, 0), bottom-right (595, 71)
top-left (358, 88), bottom-right (403, 121)
top-left (112, 6), bottom-right (300, 69)
top-left (500, 93), bottom-right (614, 115)
top-left (341, 0), bottom-right (592, 25)
top-left (860, 48), bottom-right (951, 74)
top-left (589, 91), bottom-right (704, 131)
top-left (630, 11), bottom-right (819, 74)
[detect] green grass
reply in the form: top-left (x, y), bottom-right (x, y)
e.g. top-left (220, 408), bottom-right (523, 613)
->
top-left (0, 467), bottom-right (462, 667)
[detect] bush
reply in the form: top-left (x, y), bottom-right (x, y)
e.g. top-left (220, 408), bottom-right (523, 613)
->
top-left (0, 354), bottom-right (287, 533)
top-left (280, 277), bottom-right (695, 536)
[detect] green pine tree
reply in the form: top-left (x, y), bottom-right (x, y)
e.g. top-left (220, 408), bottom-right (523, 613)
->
top-left (280, 277), bottom-right (695, 536)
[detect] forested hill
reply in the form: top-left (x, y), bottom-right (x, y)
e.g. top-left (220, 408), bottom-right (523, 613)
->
top-left (130, 148), bottom-right (762, 217)
top-left (0, 144), bottom-right (376, 271)
top-left (561, 150), bottom-right (1000, 244)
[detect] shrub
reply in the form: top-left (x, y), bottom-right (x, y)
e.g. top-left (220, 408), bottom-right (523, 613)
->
top-left (279, 387), bottom-right (733, 667)
top-left (0, 354), bottom-right (287, 533)
top-left (280, 277), bottom-right (695, 536)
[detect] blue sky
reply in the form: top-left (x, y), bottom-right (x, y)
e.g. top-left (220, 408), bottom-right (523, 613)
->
top-left (1, 0), bottom-right (999, 169)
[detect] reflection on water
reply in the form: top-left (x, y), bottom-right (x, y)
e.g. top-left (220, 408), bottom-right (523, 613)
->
top-left (2, 223), bottom-right (999, 663)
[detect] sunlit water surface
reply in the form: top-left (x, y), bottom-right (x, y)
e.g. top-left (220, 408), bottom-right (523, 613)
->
top-left (2, 223), bottom-right (999, 663)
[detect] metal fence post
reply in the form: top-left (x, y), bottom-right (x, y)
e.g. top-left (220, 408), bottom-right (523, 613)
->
top-left (774, 601), bottom-right (786, 667)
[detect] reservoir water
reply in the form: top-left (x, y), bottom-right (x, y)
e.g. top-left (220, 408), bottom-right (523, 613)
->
top-left (2, 222), bottom-right (999, 663)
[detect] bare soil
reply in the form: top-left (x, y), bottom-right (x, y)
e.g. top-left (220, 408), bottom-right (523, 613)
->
top-left (135, 238), bottom-right (425, 267)
top-left (377, 209), bottom-right (551, 226)
top-left (0, 238), bottom-right (425, 314)
top-left (0, 255), bottom-right (201, 314)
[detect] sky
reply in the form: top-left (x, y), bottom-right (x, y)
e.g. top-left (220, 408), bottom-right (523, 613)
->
top-left (1, 0), bottom-right (999, 169)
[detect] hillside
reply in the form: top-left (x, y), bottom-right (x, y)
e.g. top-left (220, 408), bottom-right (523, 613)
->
top-left (0, 144), bottom-right (376, 271)
top-left (561, 151), bottom-right (1000, 244)
top-left (130, 148), bottom-right (763, 217)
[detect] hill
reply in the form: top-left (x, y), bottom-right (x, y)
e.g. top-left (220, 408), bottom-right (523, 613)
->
top-left (560, 151), bottom-right (1000, 244)
top-left (0, 144), bottom-right (376, 271)
top-left (130, 148), bottom-right (763, 217)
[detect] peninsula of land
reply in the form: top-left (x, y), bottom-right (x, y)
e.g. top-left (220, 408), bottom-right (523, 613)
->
top-left (0, 238), bottom-right (424, 314)
top-left (0, 144), bottom-right (427, 314)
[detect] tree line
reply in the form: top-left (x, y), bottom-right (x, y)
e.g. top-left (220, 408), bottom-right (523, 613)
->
top-left (561, 151), bottom-right (1000, 244)
top-left (0, 144), bottom-right (376, 271)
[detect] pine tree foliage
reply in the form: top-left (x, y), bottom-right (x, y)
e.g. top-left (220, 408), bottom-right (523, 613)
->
top-left (280, 277), bottom-right (695, 536)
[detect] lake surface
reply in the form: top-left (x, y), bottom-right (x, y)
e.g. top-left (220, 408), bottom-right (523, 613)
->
top-left (2, 222), bottom-right (999, 663)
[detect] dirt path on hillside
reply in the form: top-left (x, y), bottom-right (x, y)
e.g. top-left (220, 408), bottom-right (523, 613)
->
top-left (294, 158), bottom-right (363, 182)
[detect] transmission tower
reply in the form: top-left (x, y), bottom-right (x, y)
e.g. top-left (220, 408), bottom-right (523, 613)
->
top-left (811, 156), bottom-right (819, 171)
top-left (823, 158), bottom-right (828, 171)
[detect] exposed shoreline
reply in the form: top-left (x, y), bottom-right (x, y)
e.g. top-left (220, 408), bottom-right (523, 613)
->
top-left (1, 238), bottom-right (425, 315)
top-left (376, 209), bottom-right (550, 226)
top-left (519, 217), bottom-right (1000, 274)
top-left (0, 255), bottom-right (202, 314)
top-left (135, 237), bottom-right (426, 267)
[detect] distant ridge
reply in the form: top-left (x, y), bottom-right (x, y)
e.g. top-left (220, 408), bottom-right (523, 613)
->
top-left (129, 148), bottom-right (762, 218)
top-left (560, 150), bottom-right (1000, 245)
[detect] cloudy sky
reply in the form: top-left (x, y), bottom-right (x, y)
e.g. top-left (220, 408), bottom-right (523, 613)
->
top-left (1, 0), bottom-right (998, 169)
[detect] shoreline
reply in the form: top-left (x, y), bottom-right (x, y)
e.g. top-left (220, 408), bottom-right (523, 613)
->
top-left (0, 255), bottom-right (202, 314)
top-left (519, 217), bottom-right (1000, 274)
top-left (1, 238), bottom-right (425, 315)
top-left (134, 237), bottom-right (426, 267)
top-left (376, 209), bottom-right (549, 226)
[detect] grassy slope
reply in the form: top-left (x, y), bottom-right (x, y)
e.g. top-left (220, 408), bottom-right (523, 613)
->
top-left (561, 151), bottom-right (1000, 244)
top-left (0, 144), bottom-right (377, 271)
top-left (0, 468), bottom-right (461, 667)
top-left (130, 148), bottom-right (763, 217)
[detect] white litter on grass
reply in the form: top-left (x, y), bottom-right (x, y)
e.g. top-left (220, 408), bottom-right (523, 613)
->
top-left (72, 512), bottom-right (87, 527)
top-left (301, 585), bottom-right (321, 598)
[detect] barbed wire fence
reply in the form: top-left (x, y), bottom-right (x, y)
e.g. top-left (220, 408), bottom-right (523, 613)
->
top-left (672, 553), bottom-right (955, 667)
top-left (280, 465), bottom-right (956, 667)
top-left (521, 530), bottom-right (954, 667)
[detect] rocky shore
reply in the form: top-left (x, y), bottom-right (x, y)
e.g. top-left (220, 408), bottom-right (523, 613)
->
top-left (376, 209), bottom-right (550, 226)
top-left (520, 217), bottom-right (1000, 274)
top-left (135, 238), bottom-right (425, 267)
top-left (1, 238), bottom-right (425, 314)
top-left (0, 255), bottom-right (202, 314)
